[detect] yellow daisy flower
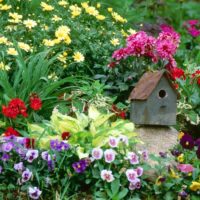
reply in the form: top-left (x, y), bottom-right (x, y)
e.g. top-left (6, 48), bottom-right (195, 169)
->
top-left (23, 19), bottom-right (37, 29)
top-left (43, 39), bottom-right (55, 47)
top-left (8, 12), bottom-right (23, 23)
top-left (73, 52), bottom-right (85, 62)
top-left (69, 4), bottom-right (82, 18)
top-left (96, 15), bottom-right (105, 20)
top-left (85, 6), bottom-right (99, 16)
top-left (0, 62), bottom-right (10, 71)
top-left (58, 0), bottom-right (68, 7)
top-left (55, 25), bottom-right (71, 41)
top-left (18, 42), bottom-right (31, 52)
top-left (110, 38), bottom-right (120, 46)
top-left (41, 2), bottom-right (54, 11)
top-left (52, 15), bottom-right (62, 22)
top-left (0, 36), bottom-right (8, 44)
top-left (0, 4), bottom-right (12, 11)
top-left (111, 12), bottom-right (127, 23)
top-left (7, 48), bottom-right (18, 56)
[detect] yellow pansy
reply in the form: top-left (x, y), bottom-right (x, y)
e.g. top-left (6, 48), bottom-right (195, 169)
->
top-left (177, 154), bottom-right (184, 163)
top-left (0, 4), bottom-right (11, 10)
top-left (110, 38), bottom-right (120, 46)
top-left (0, 62), bottom-right (10, 71)
top-left (69, 4), bottom-right (81, 18)
top-left (7, 48), bottom-right (18, 56)
top-left (96, 15), bottom-right (105, 20)
top-left (8, 12), bottom-right (23, 23)
top-left (18, 42), bottom-right (31, 52)
top-left (41, 2), bottom-right (54, 11)
top-left (190, 181), bottom-right (200, 191)
top-left (169, 168), bottom-right (179, 179)
top-left (52, 15), bottom-right (62, 22)
top-left (178, 131), bottom-right (184, 140)
top-left (23, 19), bottom-right (37, 29)
top-left (73, 52), bottom-right (85, 62)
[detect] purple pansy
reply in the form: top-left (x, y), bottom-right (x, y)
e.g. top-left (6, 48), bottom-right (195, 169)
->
top-left (180, 134), bottom-right (194, 150)
top-left (28, 187), bottom-right (42, 199)
top-left (1, 153), bottom-right (10, 161)
top-left (22, 168), bottom-right (32, 183)
top-left (2, 142), bottom-right (14, 152)
top-left (50, 140), bottom-right (70, 151)
top-left (26, 150), bottom-right (39, 163)
top-left (14, 162), bottom-right (24, 172)
top-left (135, 167), bottom-right (143, 177)
top-left (72, 160), bottom-right (87, 173)
top-left (41, 151), bottom-right (51, 161)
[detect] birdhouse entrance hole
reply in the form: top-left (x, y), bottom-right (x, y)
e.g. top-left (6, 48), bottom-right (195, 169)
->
top-left (158, 89), bottom-right (167, 99)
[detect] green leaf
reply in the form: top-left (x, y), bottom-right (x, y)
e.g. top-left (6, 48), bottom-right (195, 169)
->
top-left (111, 179), bottom-right (120, 196)
top-left (118, 188), bottom-right (128, 199)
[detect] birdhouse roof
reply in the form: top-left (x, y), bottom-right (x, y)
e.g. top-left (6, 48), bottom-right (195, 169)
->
top-left (129, 70), bottom-right (179, 100)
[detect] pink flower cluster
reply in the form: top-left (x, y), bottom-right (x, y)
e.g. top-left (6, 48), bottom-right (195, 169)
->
top-left (183, 20), bottom-right (200, 37)
top-left (112, 25), bottom-right (180, 68)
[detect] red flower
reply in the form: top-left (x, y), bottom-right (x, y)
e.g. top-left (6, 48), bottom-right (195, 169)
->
top-left (111, 105), bottom-right (126, 119)
top-left (29, 94), bottom-right (42, 111)
top-left (4, 127), bottom-right (20, 137)
top-left (168, 67), bottom-right (185, 80)
top-left (24, 138), bottom-right (35, 149)
top-left (192, 70), bottom-right (200, 86)
top-left (61, 132), bottom-right (71, 140)
top-left (2, 98), bottom-right (28, 118)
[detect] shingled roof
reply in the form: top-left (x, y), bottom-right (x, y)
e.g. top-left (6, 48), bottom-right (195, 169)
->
top-left (129, 70), bottom-right (179, 100)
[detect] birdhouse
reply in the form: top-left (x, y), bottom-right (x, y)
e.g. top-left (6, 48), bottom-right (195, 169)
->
top-left (129, 70), bottom-right (179, 126)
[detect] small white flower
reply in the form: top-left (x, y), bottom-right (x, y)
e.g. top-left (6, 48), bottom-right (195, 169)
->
top-left (91, 148), bottom-right (103, 160)
top-left (109, 136), bottom-right (119, 148)
top-left (101, 170), bottom-right (114, 182)
top-left (125, 169), bottom-right (138, 183)
top-left (127, 152), bottom-right (139, 165)
top-left (104, 149), bottom-right (116, 163)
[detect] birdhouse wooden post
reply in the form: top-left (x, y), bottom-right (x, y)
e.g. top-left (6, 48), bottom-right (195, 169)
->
top-left (129, 70), bottom-right (179, 126)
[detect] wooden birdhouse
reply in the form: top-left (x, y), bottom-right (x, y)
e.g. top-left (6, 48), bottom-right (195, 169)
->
top-left (129, 70), bottom-right (179, 126)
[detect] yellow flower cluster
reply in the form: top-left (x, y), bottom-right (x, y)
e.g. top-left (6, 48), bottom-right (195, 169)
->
top-left (69, 4), bottom-right (82, 18)
top-left (81, 2), bottom-right (105, 21)
top-left (0, 62), bottom-right (10, 71)
top-left (55, 25), bottom-right (71, 44)
top-left (58, 0), bottom-right (68, 8)
top-left (111, 11), bottom-right (127, 23)
top-left (8, 12), bottom-right (22, 23)
top-left (41, 2), bottom-right (54, 11)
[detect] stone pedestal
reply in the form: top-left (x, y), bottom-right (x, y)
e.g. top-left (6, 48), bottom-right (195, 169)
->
top-left (136, 126), bottom-right (178, 156)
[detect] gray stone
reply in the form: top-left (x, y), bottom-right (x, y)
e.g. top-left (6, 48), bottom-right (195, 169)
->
top-left (136, 126), bottom-right (178, 156)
